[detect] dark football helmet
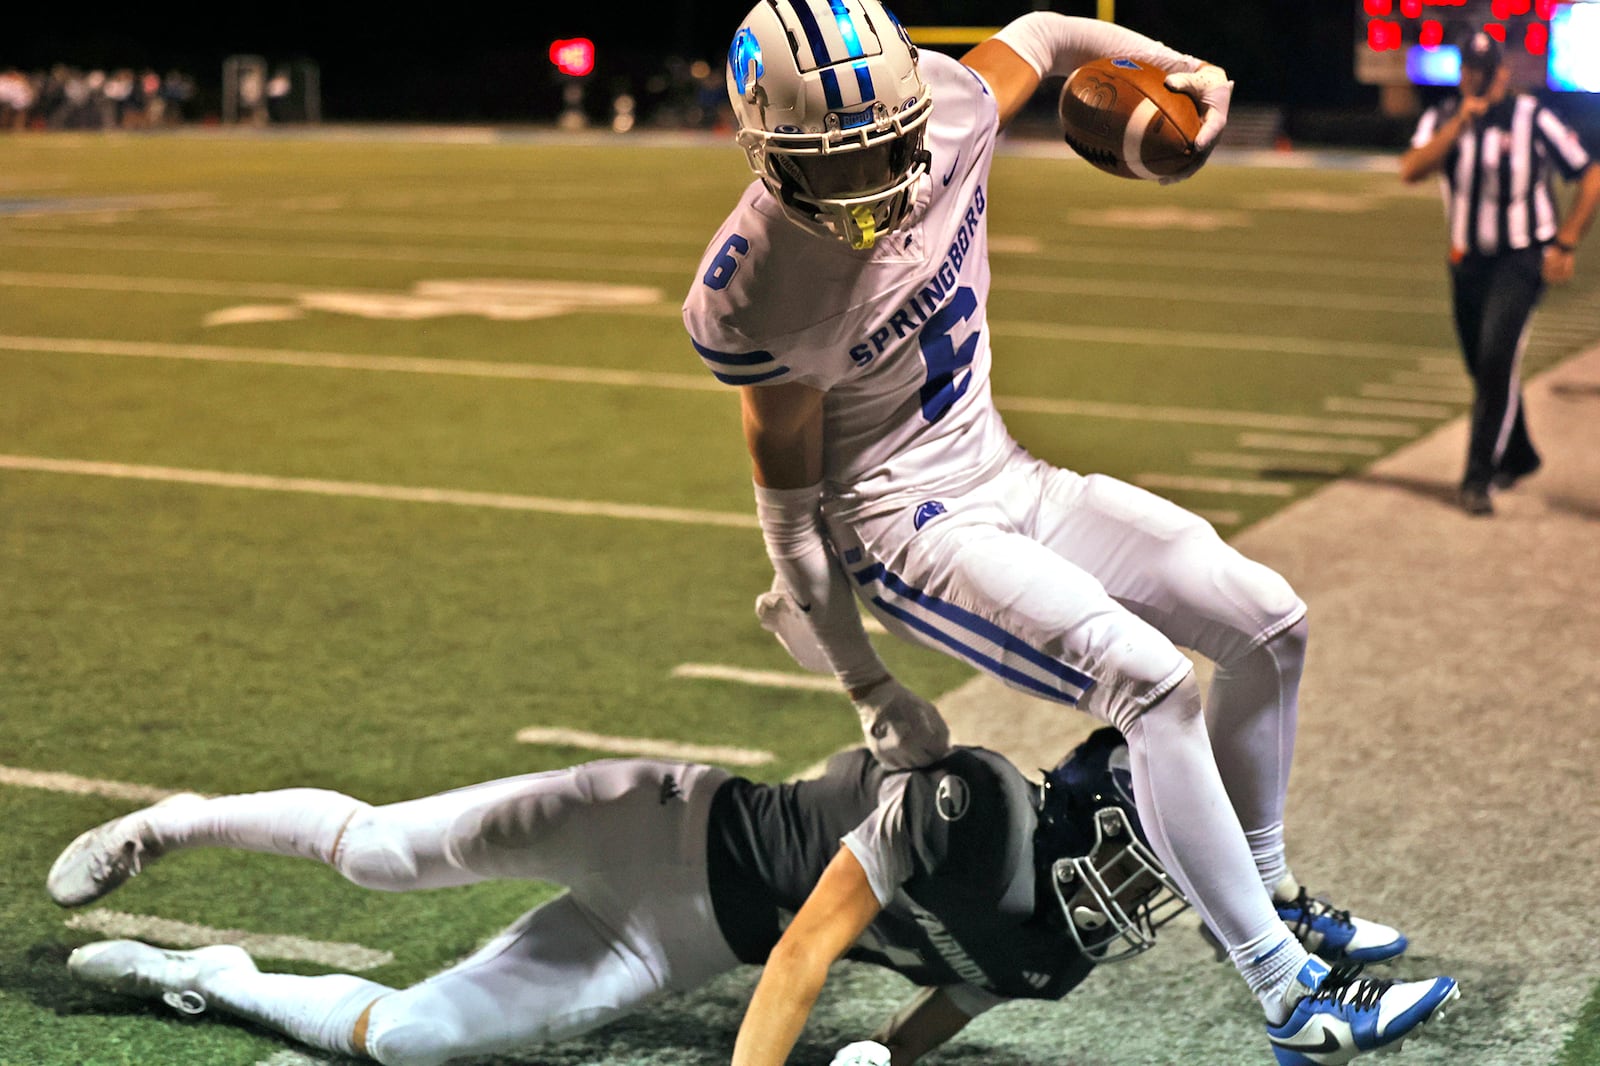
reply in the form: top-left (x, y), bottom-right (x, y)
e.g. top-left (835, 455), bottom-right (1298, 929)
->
top-left (1035, 727), bottom-right (1189, 963)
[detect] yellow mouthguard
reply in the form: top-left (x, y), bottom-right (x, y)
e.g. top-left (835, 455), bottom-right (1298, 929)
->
top-left (850, 207), bottom-right (877, 250)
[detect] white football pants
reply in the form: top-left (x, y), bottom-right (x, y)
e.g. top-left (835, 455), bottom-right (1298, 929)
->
top-left (150, 760), bottom-right (738, 1066)
top-left (826, 447), bottom-right (1309, 959)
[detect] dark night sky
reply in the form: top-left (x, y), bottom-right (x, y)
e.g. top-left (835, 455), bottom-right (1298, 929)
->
top-left (9, 2), bottom-right (1368, 122)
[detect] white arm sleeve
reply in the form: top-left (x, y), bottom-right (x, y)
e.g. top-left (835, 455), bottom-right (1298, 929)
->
top-left (754, 481), bottom-right (886, 690)
top-left (992, 12), bottom-right (1202, 80)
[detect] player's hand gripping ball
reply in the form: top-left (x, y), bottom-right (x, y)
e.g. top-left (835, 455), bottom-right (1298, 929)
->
top-left (1058, 57), bottom-right (1208, 182)
top-left (831, 1040), bottom-right (893, 1066)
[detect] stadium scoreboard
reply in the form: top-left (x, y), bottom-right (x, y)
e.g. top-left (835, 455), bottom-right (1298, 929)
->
top-left (1357, 0), bottom-right (1599, 91)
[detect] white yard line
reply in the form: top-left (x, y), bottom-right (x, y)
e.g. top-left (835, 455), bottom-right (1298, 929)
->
top-left (670, 663), bottom-right (840, 692)
top-left (1324, 396), bottom-right (1452, 419)
top-left (1189, 451), bottom-right (1348, 475)
top-left (1135, 473), bottom-right (1296, 497)
top-left (994, 319), bottom-right (1457, 362)
top-left (0, 270), bottom-right (356, 300)
top-left (1361, 383), bottom-right (1471, 402)
top-left (63, 911), bottom-right (394, 971)
top-left (1237, 432), bottom-right (1383, 456)
top-left (2, 335), bottom-right (1418, 436)
top-left (0, 455), bottom-right (759, 530)
top-left (514, 726), bottom-right (775, 767)
top-left (998, 275), bottom-right (1446, 314)
top-left (0, 764), bottom-right (188, 804)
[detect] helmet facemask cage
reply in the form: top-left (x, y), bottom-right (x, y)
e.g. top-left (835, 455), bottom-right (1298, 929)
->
top-left (1047, 804), bottom-right (1189, 963)
top-left (1035, 727), bottom-right (1191, 964)
top-left (727, 0), bottom-right (933, 250)
top-left (742, 99), bottom-right (931, 249)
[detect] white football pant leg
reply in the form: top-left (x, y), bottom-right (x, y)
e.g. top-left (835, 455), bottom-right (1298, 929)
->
top-left (363, 893), bottom-right (681, 1066)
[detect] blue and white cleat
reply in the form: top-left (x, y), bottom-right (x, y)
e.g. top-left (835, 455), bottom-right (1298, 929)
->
top-left (1275, 887), bottom-right (1408, 964)
top-left (1266, 960), bottom-right (1459, 1065)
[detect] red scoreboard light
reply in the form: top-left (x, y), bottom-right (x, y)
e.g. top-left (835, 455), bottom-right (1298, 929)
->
top-left (550, 38), bottom-right (596, 78)
top-left (1355, 0), bottom-right (1563, 85)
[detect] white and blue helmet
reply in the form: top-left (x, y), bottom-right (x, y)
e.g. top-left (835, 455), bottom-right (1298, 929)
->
top-left (726, 0), bottom-right (933, 249)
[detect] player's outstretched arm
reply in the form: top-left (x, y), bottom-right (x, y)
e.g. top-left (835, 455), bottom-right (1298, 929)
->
top-left (963, 12), bottom-right (1226, 142)
top-left (731, 847), bottom-right (884, 1066)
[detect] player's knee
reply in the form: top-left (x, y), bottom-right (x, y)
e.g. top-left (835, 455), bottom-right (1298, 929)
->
top-left (1198, 540), bottom-right (1306, 667)
top-left (363, 999), bottom-right (468, 1066)
top-left (1106, 663), bottom-right (1201, 736)
top-left (331, 812), bottom-right (420, 891)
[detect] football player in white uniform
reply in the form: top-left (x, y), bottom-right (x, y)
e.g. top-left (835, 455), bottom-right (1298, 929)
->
top-left (684, 3), bottom-right (1460, 1063)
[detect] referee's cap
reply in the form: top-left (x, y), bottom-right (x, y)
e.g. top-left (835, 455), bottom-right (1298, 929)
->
top-left (1461, 31), bottom-right (1504, 73)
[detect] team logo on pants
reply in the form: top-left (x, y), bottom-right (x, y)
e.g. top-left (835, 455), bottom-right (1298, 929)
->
top-left (913, 500), bottom-right (947, 530)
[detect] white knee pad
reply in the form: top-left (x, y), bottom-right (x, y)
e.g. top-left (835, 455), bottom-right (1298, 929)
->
top-left (331, 811), bottom-right (420, 892)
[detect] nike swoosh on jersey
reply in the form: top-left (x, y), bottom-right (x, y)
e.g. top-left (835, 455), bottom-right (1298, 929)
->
top-left (1268, 1031), bottom-right (1343, 1054)
top-left (941, 151), bottom-right (961, 186)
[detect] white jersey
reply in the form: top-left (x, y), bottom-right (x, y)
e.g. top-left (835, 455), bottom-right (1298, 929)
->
top-left (683, 51), bottom-right (1013, 519)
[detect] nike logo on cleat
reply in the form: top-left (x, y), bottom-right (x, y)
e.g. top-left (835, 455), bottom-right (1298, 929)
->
top-left (1269, 1031), bottom-right (1342, 1054)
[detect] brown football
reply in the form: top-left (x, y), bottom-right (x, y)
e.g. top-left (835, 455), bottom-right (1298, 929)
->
top-left (1058, 57), bottom-right (1204, 181)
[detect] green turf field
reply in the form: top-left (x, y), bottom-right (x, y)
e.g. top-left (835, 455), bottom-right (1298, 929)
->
top-left (1, 129), bottom-right (1597, 1065)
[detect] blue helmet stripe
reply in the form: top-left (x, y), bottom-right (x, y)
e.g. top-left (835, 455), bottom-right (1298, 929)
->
top-left (830, 0), bottom-right (866, 58)
top-left (819, 68), bottom-right (844, 110)
top-left (852, 60), bottom-right (874, 102)
top-left (790, 0), bottom-right (832, 66)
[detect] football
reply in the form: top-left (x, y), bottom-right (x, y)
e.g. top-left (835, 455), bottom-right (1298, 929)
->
top-left (1057, 57), bottom-right (1204, 181)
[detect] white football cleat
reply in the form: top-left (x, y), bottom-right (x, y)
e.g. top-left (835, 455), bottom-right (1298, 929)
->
top-left (67, 940), bottom-right (257, 1016)
top-left (47, 792), bottom-right (204, 907)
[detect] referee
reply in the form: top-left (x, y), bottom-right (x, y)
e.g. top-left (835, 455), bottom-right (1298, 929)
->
top-left (1400, 32), bottom-right (1600, 516)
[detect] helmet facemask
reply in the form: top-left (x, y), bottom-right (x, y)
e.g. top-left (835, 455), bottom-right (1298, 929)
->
top-left (741, 99), bottom-right (931, 249)
top-left (1035, 727), bottom-right (1191, 963)
top-left (1047, 804), bottom-right (1189, 963)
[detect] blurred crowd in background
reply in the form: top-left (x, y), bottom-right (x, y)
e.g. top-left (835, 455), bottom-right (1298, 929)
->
top-left (0, 66), bottom-right (198, 131)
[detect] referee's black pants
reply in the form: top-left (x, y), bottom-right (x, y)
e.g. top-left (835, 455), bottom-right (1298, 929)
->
top-left (1449, 247), bottom-right (1544, 491)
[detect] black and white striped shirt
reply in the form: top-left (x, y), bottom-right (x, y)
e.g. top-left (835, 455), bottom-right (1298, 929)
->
top-left (1412, 94), bottom-right (1593, 257)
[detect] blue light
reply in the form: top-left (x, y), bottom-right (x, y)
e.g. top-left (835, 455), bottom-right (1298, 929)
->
top-left (1550, 3), bottom-right (1600, 93)
top-left (729, 28), bottom-right (763, 97)
top-left (1408, 45), bottom-right (1461, 87)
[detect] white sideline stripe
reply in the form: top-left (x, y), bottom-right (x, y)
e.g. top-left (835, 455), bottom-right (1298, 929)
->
top-left (1324, 396), bottom-right (1452, 419)
top-left (1361, 382), bottom-right (1471, 402)
top-left (671, 663), bottom-right (841, 693)
top-left (63, 911), bottom-right (394, 972)
top-left (256, 1053), bottom-right (330, 1066)
top-left (3, 335), bottom-right (1415, 436)
top-left (0, 764), bottom-right (186, 804)
top-left (0, 455), bottom-right (759, 530)
top-left (514, 726), bottom-right (775, 767)
top-left (0, 336), bottom-right (724, 393)
top-left (993, 319), bottom-right (1457, 362)
top-left (1189, 451), bottom-right (1347, 475)
top-left (1135, 473), bottom-right (1295, 497)
top-left (1237, 432), bottom-right (1383, 456)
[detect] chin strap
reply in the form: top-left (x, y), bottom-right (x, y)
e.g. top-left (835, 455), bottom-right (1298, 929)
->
top-left (850, 206), bottom-right (878, 249)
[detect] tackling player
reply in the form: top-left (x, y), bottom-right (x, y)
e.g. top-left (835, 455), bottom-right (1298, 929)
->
top-left (58, 729), bottom-right (1186, 1065)
top-left (683, 3), bottom-right (1460, 1063)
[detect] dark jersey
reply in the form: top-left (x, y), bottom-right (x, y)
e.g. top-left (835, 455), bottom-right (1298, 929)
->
top-left (705, 746), bottom-right (1093, 1001)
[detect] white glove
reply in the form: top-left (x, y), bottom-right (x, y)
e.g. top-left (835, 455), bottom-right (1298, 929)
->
top-left (831, 1039), bottom-right (893, 1066)
top-left (755, 578), bottom-right (834, 675)
top-left (1163, 64), bottom-right (1233, 181)
top-left (853, 679), bottom-right (950, 769)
